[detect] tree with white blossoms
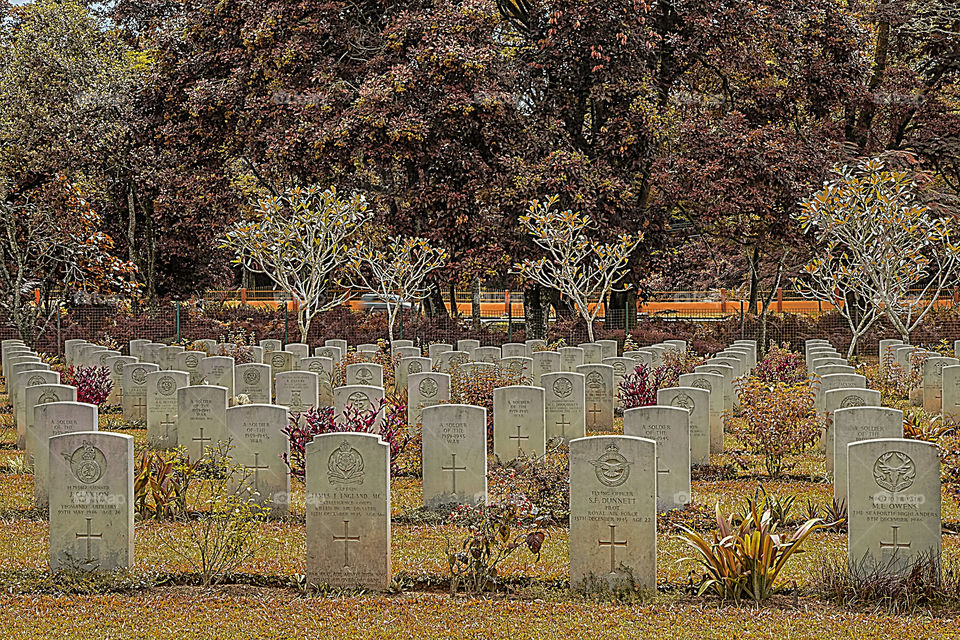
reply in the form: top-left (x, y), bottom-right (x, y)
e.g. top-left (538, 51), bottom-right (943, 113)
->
top-left (796, 156), bottom-right (960, 347)
top-left (221, 186), bottom-right (371, 342)
top-left (513, 196), bottom-right (642, 342)
top-left (348, 236), bottom-right (448, 343)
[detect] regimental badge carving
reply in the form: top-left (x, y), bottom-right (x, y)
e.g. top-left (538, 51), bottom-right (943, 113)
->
top-left (671, 391), bottom-right (695, 411)
top-left (308, 361), bottom-right (322, 373)
top-left (356, 367), bottom-right (373, 384)
top-left (185, 354), bottom-right (200, 368)
top-left (158, 376), bottom-right (177, 396)
top-left (873, 451), bottom-right (916, 492)
top-left (63, 441), bottom-right (106, 484)
top-left (290, 389), bottom-right (303, 409)
top-left (243, 368), bottom-right (261, 385)
top-left (451, 353), bottom-right (468, 367)
top-left (38, 391), bottom-right (59, 404)
top-left (408, 361), bottom-right (423, 374)
top-left (271, 354), bottom-right (286, 368)
top-left (553, 377), bottom-right (573, 399)
top-left (840, 394), bottom-right (865, 409)
top-left (586, 371), bottom-right (605, 391)
top-left (613, 362), bottom-right (626, 376)
top-left (692, 378), bottom-right (711, 392)
top-left (347, 391), bottom-right (370, 409)
top-left (27, 375), bottom-right (45, 386)
top-left (418, 377), bottom-right (438, 398)
top-left (132, 367), bottom-right (147, 385)
top-left (114, 361), bottom-right (124, 374)
top-left (328, 441), bottom-right (364, 485)
top-left (589, 442), bottom-right (631, 487)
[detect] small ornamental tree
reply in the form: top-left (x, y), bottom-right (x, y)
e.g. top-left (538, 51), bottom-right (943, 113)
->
top-left (796, 156), bottom-right (960, 346)
top-left (221, 186), bottom-right (371, 342)
top-left (514, 196), bottom-right (642, 342)
top-left (348, 236), bottom-right (448, 343)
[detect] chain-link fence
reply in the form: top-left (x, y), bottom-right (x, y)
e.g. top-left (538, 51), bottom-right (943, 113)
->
top-left (6, 294), bottom-right (960, 357)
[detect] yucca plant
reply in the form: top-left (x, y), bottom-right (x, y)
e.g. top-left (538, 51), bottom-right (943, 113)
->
top-left (679, 502), bottom-right (825, 601)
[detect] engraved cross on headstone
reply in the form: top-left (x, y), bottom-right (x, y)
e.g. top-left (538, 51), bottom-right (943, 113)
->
top-left (441, 453), bottom-right (467, 494)
top-left (332, 519), bottom-right (361, 568)
top-left (133, 395), bottom-right (147, 418)
top-left (509, 425), bottom-right (529, 457)
top-left (161, 414), bottom-right (176, 441)
top-left (192, 427), bottom-right (212, 455)
top-left (879, 525), bottom-right (911, 552)
top-left (76, 517), bottom-right (102, 563)
top-left (656, 457), bottom-right (669, 477)
top-left (244, 452), bottom-right (270, 492)
top-left (597, 523), bottom-right (627, 573)
top-left (556, 414), bottom-right (571, 439)
top-left (588, 404), bottom-right (602, 427)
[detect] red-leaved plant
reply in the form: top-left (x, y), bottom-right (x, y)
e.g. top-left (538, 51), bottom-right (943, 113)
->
top-left (618, 363), bottom-right (671, 409)
top-left (282, 396), bottom-right (408, 479)
top-left (754, 343), bottom-right (806, 385)
top-left (63, 366), bottom-right (112, 406)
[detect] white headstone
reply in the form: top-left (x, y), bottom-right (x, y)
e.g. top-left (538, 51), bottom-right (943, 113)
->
top-left (306, 433), bottom-right (390, 589)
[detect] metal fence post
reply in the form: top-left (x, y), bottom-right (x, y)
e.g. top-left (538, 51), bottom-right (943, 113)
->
top-left (506, 290), bottom-right (512, 341)
top-left (175, 301), bottom-right (181, 343)
top-left (283, 300), bottom-right (289, 345)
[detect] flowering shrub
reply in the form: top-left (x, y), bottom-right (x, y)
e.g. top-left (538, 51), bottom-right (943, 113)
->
top-left (754, 343), bottom-right (806, 385)
top-left (489, 445), bottom-right (569, 523)
top-left (618, 363), bottom-right (670, 409)
top-left (661, 350), bottom-right (707, 388)
top-left (218, 343), bottom-right (253, 364)
top-left (446, 498), bottom-right (548, 594)
top-left (860, 360), bottom-right (914, 407)
top-left (282, 396), bottom-right (409, 479)
top-left (63, 366), bottom-right (112, 406)
top-left (450, 363), bottom-right (523, 444)
top-left (727, 376), bottom-right (820, 477)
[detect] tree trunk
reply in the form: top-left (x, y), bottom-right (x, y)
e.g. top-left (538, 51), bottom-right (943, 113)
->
top-left (607, 288), bottom-right (637, 331)
top-left (448, 281), bottom-right (458, 317)
top-left (422, 282), bottom-right (448, 318)
top-left (298, 308), bottom-right (311, 343)
top-left (387, 305), bottom-right (396, 344)
top-left (747, 246), bottom-right (761, 315)
top-left (471, 276), bottom-right (481, 330)
top-left (524, 283), bottom-right (545, 340)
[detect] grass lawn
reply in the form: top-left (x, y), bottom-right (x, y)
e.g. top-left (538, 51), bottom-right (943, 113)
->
top-left (1, 389), bottom-right (959, 639)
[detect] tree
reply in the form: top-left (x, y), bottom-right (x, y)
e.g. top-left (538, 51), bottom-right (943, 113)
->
top-left (796, 155), bottom-right (960, 344)
top-left (794, 255), bottom-right (880, 358)
top-left (221, 186), bottom-right (371, 342)
top-left (0, 178), bottom-right (138, 345)
top-left (514, 196), bottom-right (641, 342)
top-left (348, 236), bottom-right (448, 343)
